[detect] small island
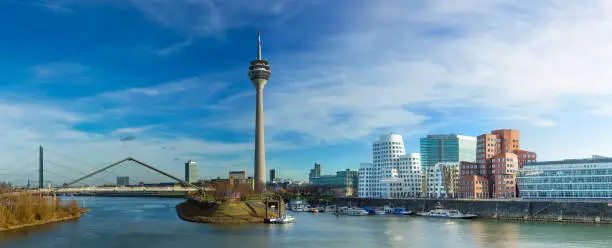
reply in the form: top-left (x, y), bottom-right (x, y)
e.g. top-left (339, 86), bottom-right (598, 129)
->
top-left (176, 181), bottom-right (280, 224)
top-left (1, 186), bottom-right (88, 232)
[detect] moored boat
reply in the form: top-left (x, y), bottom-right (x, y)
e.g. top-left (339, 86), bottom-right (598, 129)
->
top-left (335, 206), bottom-right (369, 216)
top-left (273, 215), bottom-right (296, 224)
top-left (416, 205), bottom-right (477, 219)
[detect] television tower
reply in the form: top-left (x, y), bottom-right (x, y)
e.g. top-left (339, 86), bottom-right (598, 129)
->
top-left (248, 30), bottom-right (271, 192)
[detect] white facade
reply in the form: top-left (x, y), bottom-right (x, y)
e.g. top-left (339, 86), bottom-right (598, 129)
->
top-left (423, 162), bottom-right (459, 198)
top-left (358, 133), bottom-right (422, 198)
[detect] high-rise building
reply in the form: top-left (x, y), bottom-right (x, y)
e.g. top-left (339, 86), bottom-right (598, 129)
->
top-left (308, 163), bottom-right (321, 183)
top-left (117, 176), bottom-right (129, 186)
top-left (269, 169), bottom-right (276, 183)
top-left (420, 134), bottom-right (476, 173)
top-left (248, 31), bottom-right (272, 192)
top-left (184, 160), bottom-right (198, 183)
top-left (358, 133), bottom-right (422, 198)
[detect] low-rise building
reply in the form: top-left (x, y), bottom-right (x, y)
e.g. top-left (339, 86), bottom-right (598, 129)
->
top-left (517, 156), bottom-right (612, 199)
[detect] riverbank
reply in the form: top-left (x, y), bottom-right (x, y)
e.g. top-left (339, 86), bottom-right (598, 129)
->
top-left (333, 197), bottom-right (612, 224)
top-left (0, 209), bottom-right (89, 232)
top-left (176, 199), bottom-right (276, 224)
top-left (1, 192), bottom-right (88, 231)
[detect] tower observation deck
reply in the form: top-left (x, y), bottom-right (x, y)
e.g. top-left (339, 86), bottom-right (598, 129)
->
top-left (248, 31), bottom-right (271, 192)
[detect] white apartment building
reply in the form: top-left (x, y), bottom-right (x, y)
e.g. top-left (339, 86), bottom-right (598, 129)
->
top-left (358, 133), bottom-right (422, 198)
top-left (423, 162), bottom-right (460, 198)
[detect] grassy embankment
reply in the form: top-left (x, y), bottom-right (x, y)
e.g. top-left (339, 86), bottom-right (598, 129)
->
top-left (176, 199), bottom-right (277, 224)
top-left (0, 190), bottom-right (86, 231)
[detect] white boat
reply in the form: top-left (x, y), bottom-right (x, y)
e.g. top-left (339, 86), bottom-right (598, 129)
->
top-left (273, 215), bottom-right (296, 224)
top-left (398, 210), bottom-right (412, 215)
top-left (288, 199), bottom-right (307, 212)
top-left (416, 205), bottom-right (478, 219)
top-left (371, 209), bottom-right (386, 215)
top-left (346, 208), bottom-right (369, 216)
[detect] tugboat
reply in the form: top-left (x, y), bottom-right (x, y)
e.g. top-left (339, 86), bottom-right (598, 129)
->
top-left (416, 203), bottom-right (477, 219)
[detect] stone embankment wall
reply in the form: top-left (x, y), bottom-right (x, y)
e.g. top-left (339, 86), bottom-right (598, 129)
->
top-left (332, 197), bottom-right (612, 224)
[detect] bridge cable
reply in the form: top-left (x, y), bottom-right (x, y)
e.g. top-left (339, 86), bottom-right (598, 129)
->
top-left (43, 148), bottom-right (115, 173)
top-left (0, 147), bottom-right (39, 171)
top-left (43, 160), bottom-right (114, 186)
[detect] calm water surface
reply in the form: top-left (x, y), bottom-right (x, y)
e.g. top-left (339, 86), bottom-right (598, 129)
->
top-left (1, 197), bottom-right (610, 248)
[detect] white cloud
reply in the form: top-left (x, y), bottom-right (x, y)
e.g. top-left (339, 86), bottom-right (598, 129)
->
top-left (204, 1), bottom-right (612, 145)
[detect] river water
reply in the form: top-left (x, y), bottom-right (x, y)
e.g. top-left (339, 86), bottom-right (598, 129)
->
top-left (0, 197), bottom-right (610, 248)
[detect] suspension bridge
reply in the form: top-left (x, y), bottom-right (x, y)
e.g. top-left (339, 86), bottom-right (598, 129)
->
top-left (0, 146), bottom-right (213, 197)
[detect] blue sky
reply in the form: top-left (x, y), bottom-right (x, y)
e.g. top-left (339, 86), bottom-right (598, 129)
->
top-left (2, 0), bottom-right (612, 185)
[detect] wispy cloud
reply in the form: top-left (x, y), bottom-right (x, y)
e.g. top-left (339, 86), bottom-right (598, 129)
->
top-left (31, 62), bottom-right (89, 83)
top-left (156, 37), bottom-right (195, 56)
top-left (111, 125), bottom-right (157, 136)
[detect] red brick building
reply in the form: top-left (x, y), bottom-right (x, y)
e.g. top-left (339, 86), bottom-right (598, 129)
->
top-left (492, 153), bottom-right (519, 198)
top-left (459, 161), bottom-right (489, 199)
top-left (514, 149), bottom-right (537, 168)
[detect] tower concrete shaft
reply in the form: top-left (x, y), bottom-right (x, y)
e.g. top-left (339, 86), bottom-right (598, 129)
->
top-left (248, 31), bottom-right (271, 192)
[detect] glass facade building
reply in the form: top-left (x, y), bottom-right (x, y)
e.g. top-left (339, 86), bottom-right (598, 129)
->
top-left (517, 157), bottom-right (612, 199)
top-left (420, 134), bottom-right (476, 173)
top-left (312, 169), bottom-right (359, 188)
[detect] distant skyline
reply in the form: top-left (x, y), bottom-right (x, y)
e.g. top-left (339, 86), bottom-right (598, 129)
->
top-left (1, 1), bottom-right (612, 184)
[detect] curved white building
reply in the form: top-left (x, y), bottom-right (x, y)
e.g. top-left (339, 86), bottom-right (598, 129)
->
top-left (359, 133), bottom-right (422, 198)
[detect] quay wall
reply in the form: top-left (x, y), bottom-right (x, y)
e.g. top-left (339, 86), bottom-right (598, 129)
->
top-left (332, 197), bottom-right (612, 224)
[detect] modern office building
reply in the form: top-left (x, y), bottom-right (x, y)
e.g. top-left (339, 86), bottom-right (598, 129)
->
top-left (312, 169), bottom-right (358, 186)
top-left (311, 169), bottom-right (360, 196)
top-left (308, 163), bottom-right (322, 183)
top-left (420, 134), bottom-right (476, 173)
top-left (517, 156), bottom-right (612, 199)
top-left (269, 169), bottom-right (277, 183)
top-left (358, 133), bottom-right (422, 198)
top-left (184, 160), bottom-right (198, 183)
top-left (117, 176), bottom-right (129, 186)
top-left (423, 162), bottom-right (460, 198)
